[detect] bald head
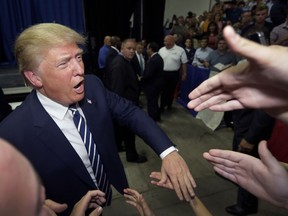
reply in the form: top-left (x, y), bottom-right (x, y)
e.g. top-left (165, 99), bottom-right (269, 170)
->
top-left (164, 35), bottom-right (175, 49)
top-left (0, 139), bottom-right (45, 216)
top-left (104, 36), bottom-right (111, 46)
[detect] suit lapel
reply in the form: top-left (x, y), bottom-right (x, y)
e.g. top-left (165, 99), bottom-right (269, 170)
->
top-left (30, 92), bottom-right (96, 188)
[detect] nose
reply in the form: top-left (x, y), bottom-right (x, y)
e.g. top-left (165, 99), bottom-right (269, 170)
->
top-left (71, 58), bottom-right (84, 75)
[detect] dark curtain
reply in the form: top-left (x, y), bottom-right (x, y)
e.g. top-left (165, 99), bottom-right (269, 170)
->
top-left (0, 0), bottom-right (166, 73)
top-left (132, 0), bottom-right (165, 45)
top-left (0, 0), bottom-right (85, 65)
top-left (143, 0), bottom-right (165, 46)
top-left (83, 0), bottom-right (138, 74)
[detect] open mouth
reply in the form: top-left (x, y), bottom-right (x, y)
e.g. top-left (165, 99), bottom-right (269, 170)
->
top-left (74, 80), bottom-right (84, 89)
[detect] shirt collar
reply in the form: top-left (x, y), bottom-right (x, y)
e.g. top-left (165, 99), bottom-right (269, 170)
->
top-left (151, 52), bottom-right (157, 58)
top-left (111, 46), bottom-right (119, 53)
top-left (36, 91), bottom-right (69, 120)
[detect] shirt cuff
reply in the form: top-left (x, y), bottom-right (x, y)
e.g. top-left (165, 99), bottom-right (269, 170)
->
top-left (160, 146), bottom-right (179, 159)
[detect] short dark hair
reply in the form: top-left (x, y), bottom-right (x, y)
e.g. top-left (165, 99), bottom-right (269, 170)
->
top-left (147, 42), bottom-right (159, 52)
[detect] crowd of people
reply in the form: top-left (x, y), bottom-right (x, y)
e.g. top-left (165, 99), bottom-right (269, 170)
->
top-left (1, 0), bottom-right (288, 216)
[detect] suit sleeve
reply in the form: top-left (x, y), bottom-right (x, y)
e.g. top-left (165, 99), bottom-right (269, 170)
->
top-left (104, 87), bottom-right (174, 155)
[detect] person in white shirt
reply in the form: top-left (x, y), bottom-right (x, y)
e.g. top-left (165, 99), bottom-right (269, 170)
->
top-left (158, 35), bottom-right (188, 111)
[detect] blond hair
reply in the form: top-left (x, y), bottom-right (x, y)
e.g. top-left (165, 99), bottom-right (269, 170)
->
top-left (14, 23), bottom-right (86, 79)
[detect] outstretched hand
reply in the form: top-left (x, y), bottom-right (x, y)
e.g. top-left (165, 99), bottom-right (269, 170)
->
top-left (155, 151), bottom-right (196, 201)
top-left (187, 26), bottom-right (288, 123)
top-left (124, 188), bottom-right (155, 216)
top-left (203, 141), bottom-right (288, 209)
top-left (150, 172), bottom-right (213, 216)
top-left (70, 190), bottom-right (106, 216)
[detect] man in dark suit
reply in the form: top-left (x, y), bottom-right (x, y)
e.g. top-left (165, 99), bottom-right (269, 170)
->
top-left (141, 42), bottom-right (164, 122)
top-left (131, 42), bottom-right (145, 78)
top-left (0, 23), bottom-right (196, 216)
top-left (105, 38), bottom-right (146, 163)
top-left (225, 110), bottom-right (275, 215)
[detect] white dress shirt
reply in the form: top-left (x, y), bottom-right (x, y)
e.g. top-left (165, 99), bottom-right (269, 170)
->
top-left (37, 91), bottom-right (97, 185)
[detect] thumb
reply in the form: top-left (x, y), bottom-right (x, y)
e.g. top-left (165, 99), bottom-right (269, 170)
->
top-left (258, 140), bottom-right (279, 170)
top-left (44, 199), bottom-right (68, 213)
top-left (223, 26), bottom-right (268, 63)
top-left (89, 206), bottom-right (103, 216)
top-left (158, 171), bottom-right (168, 185)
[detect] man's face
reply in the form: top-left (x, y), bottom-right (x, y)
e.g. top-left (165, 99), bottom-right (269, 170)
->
top-left (146, 45), bottom-right (152, 57)
top-left (121, 41), bottom-right (136, 60)
top-left (200, 39), bottom-right (208, 48)
top-left (217, 40), bottom-right (227, 52)
top-left (34, 44), bottom-right (85, 106)
top-left (185, 39), bottom-right (192, 48)
top-left (254, 9), bottom-right (267, 24)
top-left (164, 36), bottom-right (175, 49)
top-left (241, 11), bottom-right (252, 25)
top-left (136, 44), bottom-right (144, 54)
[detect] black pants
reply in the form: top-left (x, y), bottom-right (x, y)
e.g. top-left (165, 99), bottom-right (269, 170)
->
top-left (160, 71), bottom-right (179, 109)
top-left (144, 87), bottom-right (161, 121)
top-left (113, 121), bottom-right (138, 160)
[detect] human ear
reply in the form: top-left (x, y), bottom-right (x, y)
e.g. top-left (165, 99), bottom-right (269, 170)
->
top-left (23, 70), bottom-right (43, 87)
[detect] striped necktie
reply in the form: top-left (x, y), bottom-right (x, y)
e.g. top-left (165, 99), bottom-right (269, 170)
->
top-left (69, 104), bottom-right (112, 204)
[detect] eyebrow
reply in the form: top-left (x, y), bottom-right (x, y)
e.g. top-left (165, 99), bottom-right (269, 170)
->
top-left (55, 49), bottom-right (84, 66)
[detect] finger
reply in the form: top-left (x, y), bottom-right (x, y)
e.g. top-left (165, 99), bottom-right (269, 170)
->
top-left (188, 91), bottom-right (225, 111)
top-left (188, 74), bottom-right (222, 100)
top-left (203, 151), bottom-right (239, 168)
top-left (223, 26), bottom-right (269, 64)
top-left (157, 171), bottom-right (168, 185)
top-left (123, 194), bottom-right (137, 202)
top-left (158, 170), bottom-right (182, 199)
top-left (124, 188), bottom-right (140, 196)
top-left (168, 175), bottom-right (185, 201)
top-left (209, 100), bottom-right (245, 112)
top-left (150, 172), bottom-right (174, 190)
top-left (149, 171), bottom-right (162, 180)
top-left (193, 93), bottom-right (235, 112)
top-left (88, 190), bottom-right (106, 198)
top-left (44, 199), bottom-right (68, 213)
top-left (207, 149), bottom-right (243, 163)
top-left (183, 173), bottom-right (196, 198)
top-left (125, 200), bottom-right (137, 207)
top-left (42, 205), bottom-right (58, 216)
top-left (89, 206), bottom-right (103, 216)
top-left (179, 175), bottom-right (195, 201)
top-left (258, 141), bottom-right (281, 171)
top-left (91, 197), bottom-right (106, 205)
top-left (88, 203), bottom-right (100, 209)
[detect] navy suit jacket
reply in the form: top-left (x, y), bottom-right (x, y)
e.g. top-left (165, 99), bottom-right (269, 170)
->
top-left (142, 53), bottom-right (164, 94)
top-left (106, 54), bottom-right (140, 103)
top-left (0, 75), bottom-right (173, 215)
